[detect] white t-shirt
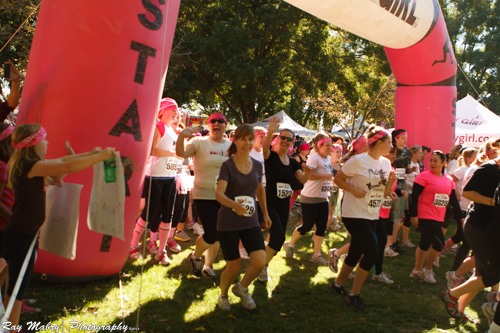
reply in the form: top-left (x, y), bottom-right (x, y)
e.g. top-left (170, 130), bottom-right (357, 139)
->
top-left (301, 153), bottom-right (333, 199)
top-left (186, 136), bottom-right (231, 200)
top-left (452, 165), bottom-right (469, 211)
top-left (341, 153), bottom-right (392, 220)
top-left (405, 161), bottom-right (420, 193)
top-left (250, 148), bottom-right (266, 186)
top-left (447, 159), bottom-right (459, 175)
top-left (146, 124), bottom-right (179, 177)
top-left (461, 164), bottom-right (480, 212)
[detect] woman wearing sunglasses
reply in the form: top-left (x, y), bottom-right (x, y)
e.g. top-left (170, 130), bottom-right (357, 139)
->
top-left (177, 113), bottom-right (232, 279)
top-left (257, 116), bottom-right (311, 282)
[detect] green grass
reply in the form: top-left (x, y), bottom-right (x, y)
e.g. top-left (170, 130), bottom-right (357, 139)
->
top-left (24, 207), bottom-right (491, 332)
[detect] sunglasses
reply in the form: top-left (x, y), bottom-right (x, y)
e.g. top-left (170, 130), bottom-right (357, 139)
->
top-left (209, 119), bottom-right (225, 124)
top-left (279, 135), bottom-right (293, 142)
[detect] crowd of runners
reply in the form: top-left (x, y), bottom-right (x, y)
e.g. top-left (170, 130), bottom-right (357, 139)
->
top-left (125, 98), bottom-right (499, 331)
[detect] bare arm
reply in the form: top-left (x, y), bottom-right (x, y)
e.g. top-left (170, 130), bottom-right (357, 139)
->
top-left (384, 170), bottom-right (397, 197)
top-left (215, 179), bottom-right (246, 215)
top-left (28, 148), bottom-right (115, 178)
top-left (6, 61), bottom-right (21, 110)
top-left (334, 169), bottom-right (367, 198)
top-left (176, 128), bottom-right (199, 158)
top-left (263, 116), bottom-right (280, 160)
top-left (256, 182), bottom-right (272, 230)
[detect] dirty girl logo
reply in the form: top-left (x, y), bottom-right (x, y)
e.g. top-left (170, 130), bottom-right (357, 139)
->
top-left (366, 168), bottom-right (388, 190)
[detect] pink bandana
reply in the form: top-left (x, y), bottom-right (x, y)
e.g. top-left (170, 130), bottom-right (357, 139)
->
top-left (352, 136), bottom-right (367, 153)
top-left (255, 131), bottom-right (266, 137)
top-left (332, 144), bottom-right (342, 151)
top-left (486, 149), bottom-right (495, 157)
top-left (317, 138), bottom-right (332, 146)
top-left (395, 131), bottom-right (407, 139)
top-left (13, 127), bottom-right (47, 149)
top-left (367, 129), bottom-right (390, 145)
top-left (0, 124), bottom-right (14, 142)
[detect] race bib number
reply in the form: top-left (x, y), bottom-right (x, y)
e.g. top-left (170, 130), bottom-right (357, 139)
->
top-left (331, 185), bottom-right (340, 193)
top-left (276, 182), bottom-right (293, 199)
top-left (234, 196), bottom-right (255, 217)
top-left (396, 168), bottom-right (406, 180)
top-left (366, 191), bottom-right (383, 213)
top-left (433, 193), bottom-right (449, 208)
top-left (321, 180), bottom-right (333, 193)
top-left (381, 198), bottom-right (393, 209)
top-left (165, 157), bottom-right (181, 176)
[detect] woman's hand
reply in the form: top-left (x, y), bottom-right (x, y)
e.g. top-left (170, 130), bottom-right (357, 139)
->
top-left (352, 189), bottom-right (367, 198)
top-left (268, 116), bottom-right (280, 134)
top-left (261, 214), bottom-right (272, 231)
top-left (390, 192), bottom-right (398, 200)
top-left (100, 147), bottom-right (116, 160)
top-left (401, 190), bottom-right (408, 200)
top-left (410, 217), bottom-right (419, 228)
top-left (388, 170), bottom-right (397, 184)
top-left (232, 202), bottom-right (247, 216)
top-left (179, 126), bottom-right (201, 139)
top-left (65, 141), bottom-right (76, 155)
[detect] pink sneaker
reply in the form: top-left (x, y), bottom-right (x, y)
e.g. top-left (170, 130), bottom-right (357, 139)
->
top-left (155, 251), bottom-right (171, 266)
top-left (129, 247), bottom-right (142, 260)
top-left (21, 303), bottom-right (41, 314)
top-left (148, 242), bottom-right (158, 255)
top-left (168, 239), bottom-right (181, 253)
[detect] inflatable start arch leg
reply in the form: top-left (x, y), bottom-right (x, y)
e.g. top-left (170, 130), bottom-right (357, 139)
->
top-left (18, 0), bottom-right (180, 282)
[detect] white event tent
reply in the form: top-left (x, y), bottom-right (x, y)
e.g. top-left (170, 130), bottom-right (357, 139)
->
top-left (250, 110), bottom-right (317, 137)
top-left (455, 95), bottom-right (500, 147)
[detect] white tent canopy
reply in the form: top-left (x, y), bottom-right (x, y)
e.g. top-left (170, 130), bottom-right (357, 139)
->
top-left (250, 110), bottom-right (317, 137)
top-left (455, 95), bottom-right (500, 147)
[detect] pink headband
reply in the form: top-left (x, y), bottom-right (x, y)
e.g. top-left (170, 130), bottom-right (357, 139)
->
top-left (352, 136), bottom-right (367, 153)
top-left (13, 127), bottom-right (47, 149)
top-left (317, 138), bottom-right (332, 147)
top-left (159, 97), bottom-right (179, 114)
top-left (255, 131), bottom-right (266, 137)
top-left (208, 113), bottom-right (227, 123)
top-left (271, 136), bottom-right (279, 147)
top-left (368, 129), bottom-right (390, 145)
top-left (0, 124), bottom-right (14, 142)
top-left (332, 144), bottom-right (342, 151)
top-left (486, 149), bottom-right (495, 156)
top-left (395, 131), bottom-right (407, 139)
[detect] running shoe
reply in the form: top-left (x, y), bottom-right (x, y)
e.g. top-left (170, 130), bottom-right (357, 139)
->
top-left (186, 221), bottom-right (195, 229)
top-left (422, 268), bottom-right (437, 284)
top-left (21, 303), bottom-right (41, 314)
top-left (445, 271), bottom-right (464, 290)
top-left (22, 299), bottom-right (37, 305)
top-left (129, 247), bottom-right (142, 260)
top-left (174, 231), bottom-right (191, 242)
top-left (310, 253), bottom-right (327, 265)
top-left (449, 244), bottom-right (458, 255)
top-left (329, 280), bottom-right (347, 297)
top-left (402, 240), bottom-right (416, 248)
top-left (202, 266), bottom-right (218, 279)
top-left (239, 247), bottom-right (250, 259)
top-left (486, 291), bottom-right (499, 303)
top-left (148, 241), bottom-right (158, 255)
top-left (283, 241), bottom-right (294, 259)
top-left (189, 252), bottom-right (203, 277)
top-left (328, 248), bottom-right (340, 273)
top-left (155, 251), bottom-right (171, 266)
top-left (217, 294), bottom-right (231, 312)
top-left (372, 272), bottom-right (394, 284)
top-left (168, 239), bottom-right (181, 253)
top-left (346, 294), bottom-right (365, 311)
top-left (440, 289), bottom-right (459, 318)
top-left (232, 282), bottom-right (256, 310)
top-left (192, 223), bottom-right (204, 235)
top-left (481, 302), bottom-right (497, 325)
top-left (390, 241), bottom-right (402, 254)
top-left (433, 256), bottom-right (440, 268)
top-left (384, 247), bottom-right (399, 258)
top-left (257, 265), bottom-right (268, 282)
top-left (409, 269), bottom-right (423, 280)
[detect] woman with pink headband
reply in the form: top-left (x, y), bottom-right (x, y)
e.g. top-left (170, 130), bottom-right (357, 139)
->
top-left (3, 124), bottom-right (114, 327)
top-left (330, 124), bottom-right (395, 311)
top-left (284, 133), bottom-right (333, 265)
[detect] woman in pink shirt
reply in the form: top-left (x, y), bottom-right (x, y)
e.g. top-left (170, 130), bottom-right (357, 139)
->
top-left (409, 151), bottom-right (464, 284)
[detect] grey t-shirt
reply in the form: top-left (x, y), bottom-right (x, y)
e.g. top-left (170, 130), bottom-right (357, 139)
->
top-left (217, 157), bottom-right (262, 231)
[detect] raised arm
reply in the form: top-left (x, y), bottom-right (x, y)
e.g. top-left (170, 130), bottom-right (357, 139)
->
top-left (176, 127), bottom-right (200, 158)
top-left (263, 116), bottom-right (280, 160)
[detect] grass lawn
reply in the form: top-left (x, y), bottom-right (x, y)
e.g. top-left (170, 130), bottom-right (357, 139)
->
top-left (23, 206), bottom-right (491, 332)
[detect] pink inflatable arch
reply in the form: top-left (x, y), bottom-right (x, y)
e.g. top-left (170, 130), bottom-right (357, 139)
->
top-left (18, 0), bottom-right (180, 282)
top-left (19, 0), bottom-right (455, 282)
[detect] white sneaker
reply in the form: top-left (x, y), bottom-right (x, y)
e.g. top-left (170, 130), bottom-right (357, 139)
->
top-left (409, 269), bottom-right (423, 280)
top-left (217, 293), bottom-right (231, 312)
top-left (239, 248), bottom-right (249, 260)
top-left (257, 265), bottom-right (268, 282)
top-left (433, 256), bottom-right (440, 268)
top-left (310, 253), bottom-right (327, 265)
top-left (384, 247), bottom-right (399, 257)
top-left (192, 223), bottom-right (204, 235)
top-left (402, 240), bottom-right (416, 248)
top-left (202, 266), bottom-right (217, 279)
top-left (372, 272), bottom-right (394, 284)
top-left (129, 247), bottom-right (142, 260)
top-left (283, 241), bottom-right (294, 259)
top-left (328, 248), bottom-right (341, 273)
top-left (422, 268), bottom-right (437, 284)
top-left (232, 283), bottom-right (256, 310)
top-left (168, 239), bottom-right (181, 254)
top-left (155, 251), bottom-right (171, 266)
top-left (445, 271), bottom-right (464, 290)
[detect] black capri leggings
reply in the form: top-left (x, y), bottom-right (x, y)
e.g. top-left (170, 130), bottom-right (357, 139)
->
top-left (218, 227), bottom-right (265, 261)
top-left (464, 221), bottom-right (500, 287)
top-left (194, 199), bottom-right (220, 244)
top-left (267, 198), bottom-right (291, 252)
top-left (418, 218), bottom-right (444, 252)
top-left (4, 229), bottom-right (37, 301)
top-left (343, 217), bottom-right (378, 272)
top-left (141, 176), bottom-right (176, 232)
top-left (298, 201), bottom-right (329, 237)
top-left (171, 192), bottom-right (190, 228)
top-left (375, 217), bottom-right (388, 275)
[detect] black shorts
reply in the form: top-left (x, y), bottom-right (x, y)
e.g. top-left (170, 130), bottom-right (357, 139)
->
top-left (194, 199), bottom-right (220, 244)
top-left (218, 227), bottom-right (265, 261)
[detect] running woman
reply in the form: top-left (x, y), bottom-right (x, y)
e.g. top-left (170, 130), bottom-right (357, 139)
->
top-left (177, 112), bottom-right (232, 278)
top-left (330, 125), bottom-right (396, 310)
top-left (284, 133), bottom-right (333, 265)
top-left (3, 124), bottom-right (114, 327)
top-left (257, 116), bottom-right (310, 282)
top-left (215, 124), bottom-right (272, 311)
top-left (409, 151), bottom-right (464, 284)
